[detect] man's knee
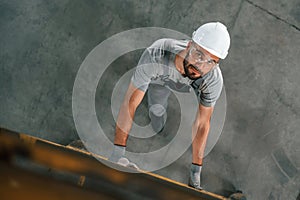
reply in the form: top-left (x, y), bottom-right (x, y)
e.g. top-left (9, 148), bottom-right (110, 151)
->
top-left (149, 104), bottom-right (166, 117)
top-left (149, 104), bottom-right (167, 133)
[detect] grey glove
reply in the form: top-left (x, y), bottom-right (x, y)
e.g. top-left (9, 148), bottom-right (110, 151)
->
top-left (117, 157), bottom-right (139, 170)
top-left (109, 145), bottom-right (139, 170)
top-left (188, 164), bottom-right (203, 190)
top-left (109, 145), bottom-right (125, 162)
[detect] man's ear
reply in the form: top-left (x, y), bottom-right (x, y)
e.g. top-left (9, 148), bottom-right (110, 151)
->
top-left (186, 40), bottom-right (193, 50)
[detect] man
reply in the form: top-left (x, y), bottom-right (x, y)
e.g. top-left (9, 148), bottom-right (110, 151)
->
top-left (109, 22), bottom-right (231, 189)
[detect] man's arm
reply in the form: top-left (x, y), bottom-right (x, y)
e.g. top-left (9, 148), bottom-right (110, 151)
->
top-left (192, 104), bottom-right (214, 165)
top-left (114, 82), bottom-right (145, 146)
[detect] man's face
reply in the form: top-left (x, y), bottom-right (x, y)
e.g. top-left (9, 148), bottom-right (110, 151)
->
top-left (183, 42), bottom-right (219, 80)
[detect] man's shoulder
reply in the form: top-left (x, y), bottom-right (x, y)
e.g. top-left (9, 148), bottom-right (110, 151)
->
top-left (202, 66), bottom-right (223, 85)
top-left (149, 38), bottom-right (188, 53)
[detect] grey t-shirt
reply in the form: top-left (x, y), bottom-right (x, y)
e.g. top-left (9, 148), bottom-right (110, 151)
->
top-left (131, 38), bottom-right (223, 107)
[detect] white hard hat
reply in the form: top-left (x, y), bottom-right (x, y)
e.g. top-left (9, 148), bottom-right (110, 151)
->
top-left (192, 22), bottom-right (230, 59)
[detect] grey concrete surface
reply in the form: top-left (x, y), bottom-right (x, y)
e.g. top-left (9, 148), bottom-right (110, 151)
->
top-left (0, 0), bottom-right (299, 199)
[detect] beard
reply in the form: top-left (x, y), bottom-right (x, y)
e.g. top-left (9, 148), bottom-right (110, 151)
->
top-left (183, 57), bottom-right (203, 80)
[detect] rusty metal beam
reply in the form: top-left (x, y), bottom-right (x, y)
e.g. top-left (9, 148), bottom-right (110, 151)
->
top-left (0, 127), bottom-right (227, 200)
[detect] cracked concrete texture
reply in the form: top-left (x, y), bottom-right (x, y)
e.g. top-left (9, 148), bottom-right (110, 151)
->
top-left (215, 1), bottom-right (300, 198)
top-left (0, 0), bottom-right (299, 199)
top-left (247, 0), bottom-right (300, 30)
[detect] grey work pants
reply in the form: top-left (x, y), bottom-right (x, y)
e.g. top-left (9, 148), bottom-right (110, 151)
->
top-left (147, 83), bottom-right (171, 133)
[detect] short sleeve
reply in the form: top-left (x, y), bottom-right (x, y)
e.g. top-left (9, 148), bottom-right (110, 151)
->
top-left (199, 68), bottom-right (223, 107)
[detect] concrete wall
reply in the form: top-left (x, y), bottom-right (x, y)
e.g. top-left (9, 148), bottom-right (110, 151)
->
top-left (1, 0), bottom-right (299, 199)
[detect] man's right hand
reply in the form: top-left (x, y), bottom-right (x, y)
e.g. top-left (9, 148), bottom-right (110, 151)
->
top-left (117, 157), bottom-right (139, 170)
top-left (108, 145), bottom-right (126, 162)
top-left (109, 145), bottom-right (140, 170)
